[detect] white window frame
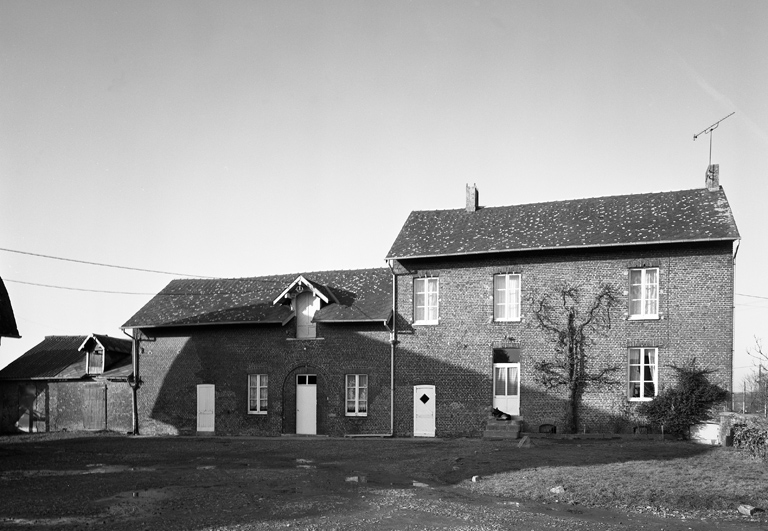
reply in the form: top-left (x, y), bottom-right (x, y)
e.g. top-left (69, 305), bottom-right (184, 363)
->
top-left (248, 374), bottom-right (268, 414)
top-left (345, 374), bottom-right (368, 417)
top-left (413, 277), bottom-right (439, 325)
top-left (628, 348), bottom-right (658, 401)
top-left (493, 273), bottom-right (521, 322)
top-left (628, 267), bottom-right (659, 319)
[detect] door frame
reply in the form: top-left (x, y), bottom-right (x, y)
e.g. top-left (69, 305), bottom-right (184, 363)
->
top-left (493, 363), bottom-right (520, 416)
top-left (196, 384), bottom-right (215, 433)
top-left (413, 384), bottom-right (436, 437)
top-left (296, 374), bottom-right (317, 435)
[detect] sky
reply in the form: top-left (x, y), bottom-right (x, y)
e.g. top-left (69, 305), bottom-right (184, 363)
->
top-left (1, 1), bottom-right (767, 389)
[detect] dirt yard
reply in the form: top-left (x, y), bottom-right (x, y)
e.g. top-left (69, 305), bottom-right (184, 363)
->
top-left (0, 432), bottom-right (764, 530)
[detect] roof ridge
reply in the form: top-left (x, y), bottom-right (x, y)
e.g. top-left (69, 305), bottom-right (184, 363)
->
top-left (407, 187), bottom-right (713, 214)
top-left (167, 266), bottom-right (390, 283)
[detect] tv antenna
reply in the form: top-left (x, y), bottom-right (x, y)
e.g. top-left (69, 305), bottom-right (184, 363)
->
top-left (693, 112), bottom-right (735, 167)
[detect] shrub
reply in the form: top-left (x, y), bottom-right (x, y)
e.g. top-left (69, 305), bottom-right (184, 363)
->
top-left (733, 423), bottom-right (768, 460)
top-left (636, 360), bottom-right (728, 439)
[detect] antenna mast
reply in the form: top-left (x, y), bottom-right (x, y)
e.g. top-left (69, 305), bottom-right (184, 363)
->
top-left (693, 112), bottom-right (735, 167)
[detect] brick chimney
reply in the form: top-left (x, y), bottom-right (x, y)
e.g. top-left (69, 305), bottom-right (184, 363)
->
top-left (466, 183), bottom-right (479, 212)
top-left (705, 164), bottom-right (720, 191)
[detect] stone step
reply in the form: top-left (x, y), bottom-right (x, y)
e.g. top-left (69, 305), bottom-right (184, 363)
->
top-left (484, 421), bottom-right (521, 431)
top-left (483, 428), bottom-right (520, 439)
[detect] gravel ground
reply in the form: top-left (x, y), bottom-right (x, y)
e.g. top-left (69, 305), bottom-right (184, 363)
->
top-left (0, 432), bottom-right (763, 530)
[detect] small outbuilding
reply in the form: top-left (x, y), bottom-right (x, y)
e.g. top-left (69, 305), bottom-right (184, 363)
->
top-left (0, 334), bottom-right (133, 433)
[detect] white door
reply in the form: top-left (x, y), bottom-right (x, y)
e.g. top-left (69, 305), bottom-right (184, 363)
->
top-left (197, 384), bottom-right (215, 432)
top-left (493, 364), bottom-right (520, 416)
top-left (413, 385), bottom-right (436, 437)
top-left (296, 374), bottom-right (317, 435)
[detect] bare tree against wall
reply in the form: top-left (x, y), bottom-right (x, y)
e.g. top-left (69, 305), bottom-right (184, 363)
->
top-left (528, 283), bottom-right (621, 433)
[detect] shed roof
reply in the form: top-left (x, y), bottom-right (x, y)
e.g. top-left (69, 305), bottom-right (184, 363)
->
top-left (0, 335), bottom-right (132, 380)
top-left (122, 268), bottom-right (392, 329)
top-left (386, 187), bottom-right (740, 260)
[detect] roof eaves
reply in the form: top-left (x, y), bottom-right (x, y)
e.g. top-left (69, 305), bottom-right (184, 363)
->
top-left (386, 236), bottom-right (740, 261)
top-left (121, 319), bottom-right (287, 330)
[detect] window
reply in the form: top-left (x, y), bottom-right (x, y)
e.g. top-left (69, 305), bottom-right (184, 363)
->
top-left (629, 268), bottom-right (659, 318)
top-left (494, 274), bottom-right (521, 321)
top-left (248, 374), bottom-right (268, 414)
top-left (413, 278), bottom-right (439, 324)
top-left (346, 374), bottom-right (368, 416)
top-left (628, 348), bottom-right (657, 401)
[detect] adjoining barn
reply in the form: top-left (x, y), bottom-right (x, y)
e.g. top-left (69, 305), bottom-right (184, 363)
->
top-left (0, 334), bottom-right (133, 434)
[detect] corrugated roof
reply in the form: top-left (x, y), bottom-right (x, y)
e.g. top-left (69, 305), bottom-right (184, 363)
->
top-left (386, 187), bottom-right (740, 260)
top-left (0, 335), bottom-right (133, 380)
top-left (122, 268), bottom-right (392, 329)
top-left (0, 277), bottom-right (20, 339)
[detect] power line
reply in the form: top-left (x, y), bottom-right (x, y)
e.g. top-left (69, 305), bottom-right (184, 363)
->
top-left (0, 247), bottom-right (215, 278)
top-left (736, 293), bottom-right (768, 300)
top-left (5, 279), bottom-right (156, 295)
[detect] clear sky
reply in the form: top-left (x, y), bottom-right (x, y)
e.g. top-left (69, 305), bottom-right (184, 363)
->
top-left (1, 1), bottom-right (766, 388)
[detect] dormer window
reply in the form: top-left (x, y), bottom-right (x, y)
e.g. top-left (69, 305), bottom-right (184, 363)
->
top-left (273, 275), bottom-right (337, 340)
top-left (87, 346), bottom-right (104, 375)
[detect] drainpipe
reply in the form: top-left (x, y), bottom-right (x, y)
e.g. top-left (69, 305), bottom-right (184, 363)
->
top-left (122, 328), bottom-right (140, 435)
top-left (345, 261), bottom-right (397, 438)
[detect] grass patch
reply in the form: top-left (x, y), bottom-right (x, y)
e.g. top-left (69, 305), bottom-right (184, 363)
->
top-left (464, 440), bottom-right (768, 515)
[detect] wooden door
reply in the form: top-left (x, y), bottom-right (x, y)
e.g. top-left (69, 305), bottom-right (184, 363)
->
top-left (296, 374), bottom-right (317, 435)
top-left (296, 291), bottom-right (317, 338)
top-left (413, 385), bottom-right (436, 437)
top-left (83, 384), bottom-right (107, 431)
top-left (197, 384), bottom-right (215, 433)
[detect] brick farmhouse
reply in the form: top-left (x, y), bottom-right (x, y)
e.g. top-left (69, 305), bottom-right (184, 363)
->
top-left (122, 167), bottom-right (739, 437)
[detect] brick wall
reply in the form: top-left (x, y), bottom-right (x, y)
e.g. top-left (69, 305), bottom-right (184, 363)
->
top-left (393, 241), bottom-right (735, 436)
top-left (135, 322), bottom-right (392, 436)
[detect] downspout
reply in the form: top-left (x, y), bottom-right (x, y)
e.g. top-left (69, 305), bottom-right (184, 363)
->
top-left (345, 261), bottom-right (397, 438)
top-left (732, 240), bottom-right (740, 409)
top-left (122, 328), bottom-right (141, 435)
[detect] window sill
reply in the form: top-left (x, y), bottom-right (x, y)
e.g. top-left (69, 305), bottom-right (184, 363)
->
top-left (286, 337), bottom-right (325, 341)
top-left (494, 318), bottom-right (522, 323)
top-left (345, 414), bottom-right (368, 418)
top-left (627, 315), bottom-right (660, 321)
top-left (413, 321), bottom-right (439, 326)
top-left (628, 397), bottom-right (654, 402)
top-left (248, 411), bottom-right (268, 415)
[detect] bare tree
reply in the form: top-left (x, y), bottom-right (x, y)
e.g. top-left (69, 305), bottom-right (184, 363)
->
top-left (528, 283), bottom-right (621, 433)
top-left (745, 337), bottom-right (767, 416)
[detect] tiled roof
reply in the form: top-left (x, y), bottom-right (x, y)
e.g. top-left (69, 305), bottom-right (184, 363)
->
top-left (0, 277), bottom-right (20, 338)
top-left (0, 335), bottom-right (133, 380)
top-left (386, 188), bottom-right (740, 260)
top-left (122, 268), bottom-right (392, 329)
top-left (0, 336), bottom-right (85, 379)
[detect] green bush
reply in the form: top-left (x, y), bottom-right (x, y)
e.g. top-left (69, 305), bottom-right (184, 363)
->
top-left (733, 423), bottom-right (768, 460)
top-left (636, 360), bottom-right (728, 439)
